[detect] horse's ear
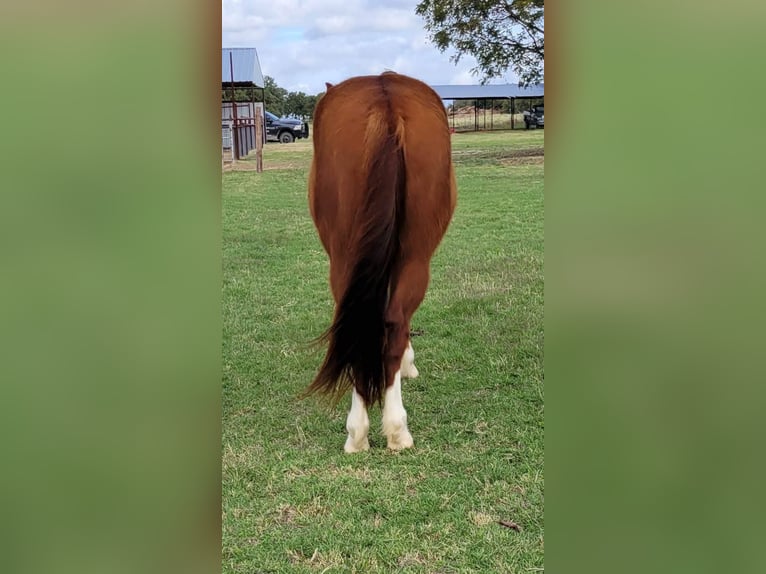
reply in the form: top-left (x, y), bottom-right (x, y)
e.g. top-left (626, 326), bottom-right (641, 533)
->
top-left (325, 82), bottom-right (334, 90)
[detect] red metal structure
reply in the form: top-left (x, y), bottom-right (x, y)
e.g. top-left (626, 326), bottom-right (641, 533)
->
top-left (222, 48), bottom-right (265, 165)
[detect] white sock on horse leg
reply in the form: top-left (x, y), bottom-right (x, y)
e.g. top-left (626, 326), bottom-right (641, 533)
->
top-left (382, 371), bottom-right (414, 450)
top-left (344, 388), bottom-right (370, 453)
top-left (401, 340), bottom-right (419, 379)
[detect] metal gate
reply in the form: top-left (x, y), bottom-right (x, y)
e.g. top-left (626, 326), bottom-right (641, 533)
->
top-left (222, 121), bottom-right (234, 163)
top-left (221, 102), bottom-right (264, 161)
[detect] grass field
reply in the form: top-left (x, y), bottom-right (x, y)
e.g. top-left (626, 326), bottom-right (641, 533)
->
top-left (222, 130), bottom-right (544, 573)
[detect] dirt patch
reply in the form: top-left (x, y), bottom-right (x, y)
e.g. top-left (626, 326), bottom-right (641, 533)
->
top-left (453, 146), bottom-right (544, 166)
top-left (222, 159), bottom-right (305, 172)
top-left (223, 142), bottom-right (311, 172)
top-left (263, 160), bottom-right (306, 171)
top-left (501, 155), bottom-right (544, 166)
top-left (499, 146), bottom-right (545, 166)
top-left (276, 504), bottom-right (299, 525)
top-left (508, 147), bottom-right (544, 158)
top-left (222, 160), bottom-right (258, 172)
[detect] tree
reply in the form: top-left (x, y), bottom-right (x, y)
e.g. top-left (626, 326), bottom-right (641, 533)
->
top-left (416, 0), bottom-right (544, 86)
top-left (221, 75), bottom-right (324, 119)
top-left (263, 76), bottom-right (288, 116)
top-left (221, 86), bottom-right (259, 102)
top-left (284, 91), bottom-right (318, 120)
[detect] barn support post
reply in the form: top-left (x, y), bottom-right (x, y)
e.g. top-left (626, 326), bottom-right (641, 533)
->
top-left (511, 97), bottom-right (515, 130)
top-left (229, 53), bottom-right (239, 161)
top-left (491, 99), bottom-right (494, 130)
top-left (253, 84), bottom-right (263, 170)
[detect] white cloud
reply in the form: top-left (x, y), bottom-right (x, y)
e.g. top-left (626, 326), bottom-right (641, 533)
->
top-left (222, 0), bottom-right (518, 94)
top-left (312, 16), bottom-right (355, 36)
top-left (449, 68), bottom-right (478, 85)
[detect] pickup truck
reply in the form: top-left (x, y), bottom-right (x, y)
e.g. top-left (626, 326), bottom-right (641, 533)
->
top-left (264, 111), bottom-right (309, 143)
top-left (523, 105), bottom-right (544, 129)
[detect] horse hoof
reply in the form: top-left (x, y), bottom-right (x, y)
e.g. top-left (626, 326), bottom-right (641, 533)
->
top-left (402, 364), bottom-right (419, 379)
top-left (344, 437), bottom-right (370, 453)
top-left (387, 432), bottom-right (414, 451)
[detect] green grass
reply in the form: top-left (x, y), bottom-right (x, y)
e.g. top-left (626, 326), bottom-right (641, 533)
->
top-left (223, 130), bottom-right (544, 573)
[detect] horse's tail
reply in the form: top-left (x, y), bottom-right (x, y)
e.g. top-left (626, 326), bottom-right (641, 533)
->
top-left (305, 109), bottom-right (405, 407)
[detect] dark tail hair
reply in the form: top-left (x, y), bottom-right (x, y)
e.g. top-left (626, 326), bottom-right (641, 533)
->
top-left (304, 119), bottom-right (405, 407)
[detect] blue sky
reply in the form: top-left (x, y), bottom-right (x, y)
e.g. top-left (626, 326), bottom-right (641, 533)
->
top-left (221, 0), bottom-right (519, 95)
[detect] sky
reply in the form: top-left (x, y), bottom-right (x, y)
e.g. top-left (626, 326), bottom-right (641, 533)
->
top-left (221, 0), bottom-right (519, 95)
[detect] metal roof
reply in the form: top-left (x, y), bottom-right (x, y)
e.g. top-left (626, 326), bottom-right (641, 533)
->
top-left (430, 83), bottom-right (544, 100)
top-left (222, 48), bottom-right (264, 87)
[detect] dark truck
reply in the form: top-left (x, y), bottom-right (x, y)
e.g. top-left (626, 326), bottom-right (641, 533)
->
top-left (264, 111), bottom-right (309, 143)
top-left (523, 104), bottom-right (544, 129)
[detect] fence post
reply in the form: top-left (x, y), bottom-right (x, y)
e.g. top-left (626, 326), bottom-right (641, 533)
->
top-left (255, 108), bottom-right (264, 173)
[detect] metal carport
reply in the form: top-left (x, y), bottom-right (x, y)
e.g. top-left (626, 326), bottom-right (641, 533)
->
top-left (429, 83), bottom-right (544, 131)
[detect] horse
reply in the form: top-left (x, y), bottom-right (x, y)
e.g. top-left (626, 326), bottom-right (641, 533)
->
top-left (305, 72), bottom-right (457, 453)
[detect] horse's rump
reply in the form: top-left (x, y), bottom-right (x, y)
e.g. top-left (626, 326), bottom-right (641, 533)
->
top-left (306, 72), bottom-right (456, 408)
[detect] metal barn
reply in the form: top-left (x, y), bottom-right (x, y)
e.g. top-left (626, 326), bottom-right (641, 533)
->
top-left (222, 48), bottom-right (265, 166)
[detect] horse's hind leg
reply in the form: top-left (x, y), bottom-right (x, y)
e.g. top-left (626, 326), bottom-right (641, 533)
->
top-left (382, 368), bottom-right (413, 450)
top-left (345, 387), bottom-right (370, 453)
top-left (328, 261), bottom-right (372, 453)
top-left (381, 301), bottom-right (412, 450)
top-left (382, 260), bottom-right (429, 450)
top-left (395, 259), bottom-right (429, 381)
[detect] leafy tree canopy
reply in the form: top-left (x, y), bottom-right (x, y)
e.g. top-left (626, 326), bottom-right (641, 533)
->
top-left (416, 0), bottom-right (544, 86)
top-left (222, 76), bottom-right (321, 120)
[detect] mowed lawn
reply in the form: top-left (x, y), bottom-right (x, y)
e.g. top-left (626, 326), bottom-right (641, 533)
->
top-left (222, 129), bottom-right (544, 573)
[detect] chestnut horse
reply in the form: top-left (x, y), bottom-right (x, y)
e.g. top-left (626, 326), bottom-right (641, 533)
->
top-left (305, 72), bottom-right (457, 452)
